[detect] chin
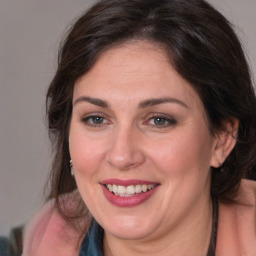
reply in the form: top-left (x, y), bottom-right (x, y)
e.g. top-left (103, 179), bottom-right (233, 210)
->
top-left (100, 215), bottom-right (158, 240)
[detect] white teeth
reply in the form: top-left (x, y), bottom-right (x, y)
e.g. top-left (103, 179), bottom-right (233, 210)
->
top-left (142, 184), bottom-right (147, 192)
top-left (105, 184), bottom-right (156, 197)
top-left (107, 184), bottom-right (113, 192)
top-left (112, 184), bottom-right (118, 193)
top-left (148, 184), bottom-right (154, 190)
top-left (126, 185), bottom-right (135, 195)
top-left (117, 185), bottom-right (126, 194)
top-left (135, 185), bottom-right (142, 193)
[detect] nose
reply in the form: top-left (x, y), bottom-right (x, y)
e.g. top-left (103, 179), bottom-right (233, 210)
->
top-left (106, 126), bottom-right (145, 171)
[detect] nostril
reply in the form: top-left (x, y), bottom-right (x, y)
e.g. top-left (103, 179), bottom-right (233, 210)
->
top-left (106, 150), bottom-right (145, 170)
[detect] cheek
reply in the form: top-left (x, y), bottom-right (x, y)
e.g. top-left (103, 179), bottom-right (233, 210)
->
top-left (147, 127), bottom-right (213, 177)
top-left (69, 126), bottom-right (107, 177)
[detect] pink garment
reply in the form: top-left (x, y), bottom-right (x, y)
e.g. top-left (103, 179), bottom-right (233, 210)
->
top-left (216, 179), bottom-right (256, 256)
top-left (22, 179), bottom-right (256, 256)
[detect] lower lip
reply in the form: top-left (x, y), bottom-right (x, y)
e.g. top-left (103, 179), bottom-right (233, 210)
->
top-left (101, 185), bottom-right (159, 207)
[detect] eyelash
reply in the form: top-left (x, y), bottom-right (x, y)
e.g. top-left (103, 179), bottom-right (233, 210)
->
top-left (81, 113), bottom-right (177, 129)
top-left (82, 115), bottom-right (110, 127)
top-left (145, 113), bottom-right (177, 128)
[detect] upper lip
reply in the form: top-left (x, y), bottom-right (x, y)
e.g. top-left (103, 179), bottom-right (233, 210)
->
top-left (101, 179), bottom-right (159, 186)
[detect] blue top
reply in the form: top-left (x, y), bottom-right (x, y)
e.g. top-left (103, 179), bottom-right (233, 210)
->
top-left (79, 219), bottom-right (104, 256)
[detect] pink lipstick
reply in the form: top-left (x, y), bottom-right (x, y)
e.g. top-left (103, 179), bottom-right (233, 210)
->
top-left (101, 179), bottom-right (160, 207)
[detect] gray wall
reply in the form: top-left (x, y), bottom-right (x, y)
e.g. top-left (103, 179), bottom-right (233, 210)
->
top-left (0, 0), bottom-right (255, 236)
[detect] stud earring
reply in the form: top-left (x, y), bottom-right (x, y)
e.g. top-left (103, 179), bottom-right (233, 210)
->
top-left (70, 160), bottom-right (74, 176)
top-left (219, 162), bottom-right (224, 172)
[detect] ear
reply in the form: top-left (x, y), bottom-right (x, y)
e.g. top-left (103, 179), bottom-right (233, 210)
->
top-left (210, 118), bottom-right (239, 168)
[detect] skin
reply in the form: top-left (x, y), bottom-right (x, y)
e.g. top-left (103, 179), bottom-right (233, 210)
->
top-left (69, 41), bottom-right (236, 255)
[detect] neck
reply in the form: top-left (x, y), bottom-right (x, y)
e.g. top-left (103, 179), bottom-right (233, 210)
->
top-left (103, 194), bottom-right (213, 256)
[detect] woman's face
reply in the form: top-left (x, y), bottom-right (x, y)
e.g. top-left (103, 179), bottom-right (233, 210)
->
top-left (69, 41), bottom-right (218, 241)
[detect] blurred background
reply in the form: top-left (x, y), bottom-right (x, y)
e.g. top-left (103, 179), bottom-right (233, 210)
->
top-left (0, 0), bottom-right (255, 237)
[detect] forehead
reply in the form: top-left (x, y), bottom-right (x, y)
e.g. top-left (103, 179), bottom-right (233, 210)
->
top-left (73, 41), bottom-right (203, 111)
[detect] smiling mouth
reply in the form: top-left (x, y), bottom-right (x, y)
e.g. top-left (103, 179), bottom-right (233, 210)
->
top-left (104, 184), bottom-right (157, 197)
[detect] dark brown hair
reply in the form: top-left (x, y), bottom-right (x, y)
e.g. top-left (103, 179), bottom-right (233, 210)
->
top-left (46, 0), bottom-right (256, 229)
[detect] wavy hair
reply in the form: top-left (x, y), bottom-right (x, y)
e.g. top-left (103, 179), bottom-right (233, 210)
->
top-left (46, 0), bottom-right (256, 230)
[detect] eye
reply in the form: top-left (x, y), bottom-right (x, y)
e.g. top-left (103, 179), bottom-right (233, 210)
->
top-left (152, 117), bottom-right (168, 126)
top-left (146, 114), bottom-right (177, 128)
top-left (82, 115), bottom-right (109, 127)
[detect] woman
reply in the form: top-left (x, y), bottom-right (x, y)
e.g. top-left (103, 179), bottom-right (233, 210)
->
top-left (23, 0), bottom-right (256, 255)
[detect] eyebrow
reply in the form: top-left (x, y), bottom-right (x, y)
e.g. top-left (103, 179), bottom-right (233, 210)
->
top-left (73, 96), bottom-right (189, 109)
top-left (74, 96), bottom-right (109, 108)
top-left (138, 98), bottom-right (189, 109)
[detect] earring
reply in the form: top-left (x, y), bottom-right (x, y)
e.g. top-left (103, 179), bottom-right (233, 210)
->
top-left (219, 162), bottom-right (224, 172)
top-left (70, 160), bottom-right (74, 176)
